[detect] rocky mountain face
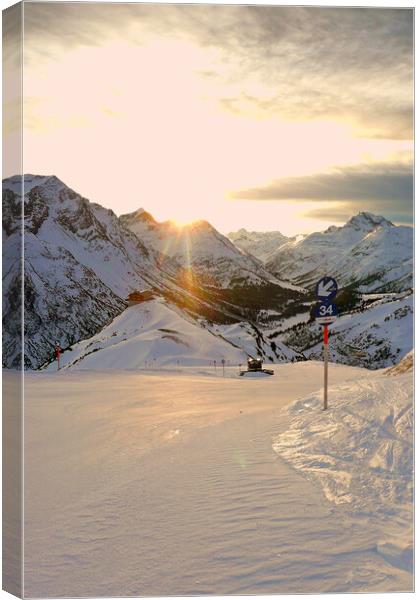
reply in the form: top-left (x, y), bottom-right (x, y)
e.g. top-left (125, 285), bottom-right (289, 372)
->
top-left (3, 175), bottom-right (178, 368)
top-left (3, 175), bottom-right (305, 369)
top-left (265, 212), bottom-right (413, 293)
top-left (227, 229), bottom-right (289, 262)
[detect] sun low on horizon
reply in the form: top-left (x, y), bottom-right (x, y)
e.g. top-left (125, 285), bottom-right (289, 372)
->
top-left (3, 3), bottom-right (413, 236)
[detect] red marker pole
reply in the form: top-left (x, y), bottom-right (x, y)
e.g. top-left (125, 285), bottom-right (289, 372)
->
top-left (323, 325), bottom-right (329, 410)
top-left (55, 344), bottom-right (61, 371)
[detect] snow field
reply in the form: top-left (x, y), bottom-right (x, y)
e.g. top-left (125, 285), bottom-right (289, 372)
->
top-left (20, 361), bottom-right (413, 595)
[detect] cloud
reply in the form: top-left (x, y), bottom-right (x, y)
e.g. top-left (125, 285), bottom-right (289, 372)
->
top-left (229, 162), bottom-right (413, 223)
top-left (210, 8), bottom-right (413, 139)
top-left (22, 4), bottom-right (413, 141)
top-left (12, 3), bottom-right (413, 232)
top-left (302, 203), bottom-right (413, 226)
top-left (23, 5), bottom-right (414, 76)
top-left (218, 91), bottom-right (413, 141)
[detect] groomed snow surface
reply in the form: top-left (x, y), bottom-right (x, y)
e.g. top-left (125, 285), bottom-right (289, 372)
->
top-left (17, 360), bottom-right (413, 596)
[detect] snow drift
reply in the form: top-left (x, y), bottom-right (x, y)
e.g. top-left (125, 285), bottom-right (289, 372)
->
top-left (273, 369), bottom-right (413, 571)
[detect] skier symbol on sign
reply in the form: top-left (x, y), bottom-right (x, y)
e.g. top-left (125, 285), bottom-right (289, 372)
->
top-left (315, 276), bottom-right (338, 301)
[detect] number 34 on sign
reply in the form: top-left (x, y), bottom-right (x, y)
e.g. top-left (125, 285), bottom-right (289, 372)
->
top-left (315, 301), bottom-right (338, 325)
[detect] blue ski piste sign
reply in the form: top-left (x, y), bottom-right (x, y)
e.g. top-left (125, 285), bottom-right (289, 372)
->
top-left (315, 276), bottom-right (338, 325)
top-left (314, 277), bottom-right (339, 410)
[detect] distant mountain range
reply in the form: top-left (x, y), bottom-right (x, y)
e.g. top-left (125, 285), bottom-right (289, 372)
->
top-left (227, 229), bottom-right (289, 262)
top-left (120, 208), bottom-right (302, 291)
top-left (228, 214), bottom-right (413, 369)
top-left (257, 212), bottom-right (411, 293)
top-left (2, 175), bottom-right (413, 370)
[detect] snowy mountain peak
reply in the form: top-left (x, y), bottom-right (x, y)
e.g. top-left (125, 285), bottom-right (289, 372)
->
top-left (265, 211), bottom-right (412, 293)
top-left (3, 174), bottom-right (66, 196)
top-left (121, 208), bottom-right (157, 226)
top-left (228, 228), bottom-right (289, 261)
top-left (346, 212), bottom-right (394, 231)
top-left (132, 207), bottom-right (146, 217)
top-left (182, 219), bottom-right (213, 231)
top-left (325, 225), bottom-right (339, 233)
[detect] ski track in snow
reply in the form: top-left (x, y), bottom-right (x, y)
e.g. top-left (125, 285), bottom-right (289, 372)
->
top-left (14, 362), bottom-right (413, 596)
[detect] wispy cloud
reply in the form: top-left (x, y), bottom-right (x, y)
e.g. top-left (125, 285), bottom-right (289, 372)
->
top-left (23, 5), bottom-right (413, 141)
top-left (230, 161), bottom-right (413, 224)
top-left (230, 162), bottom-right (413, 202)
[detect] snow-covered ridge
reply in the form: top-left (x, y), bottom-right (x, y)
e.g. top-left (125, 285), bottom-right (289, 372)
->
top-left (47, 299), bottom-right (305, 370)
top-left (121, 208), bottom-right (292, 289)
top-left (265, 212), bottom-right (413, 293)
top-left (3, 174), bottom-right (57, 195)
top-left (346, 211), bottom-right (394, 230)
top-left (44, 299), bottom-right (248, 370)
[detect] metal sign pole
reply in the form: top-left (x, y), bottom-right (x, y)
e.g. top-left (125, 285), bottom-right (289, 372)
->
top-left (323, 325), bottom-right (328, 410)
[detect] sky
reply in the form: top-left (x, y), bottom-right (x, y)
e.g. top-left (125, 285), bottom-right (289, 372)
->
top-left (3, 2), bottom-right (414, 235)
